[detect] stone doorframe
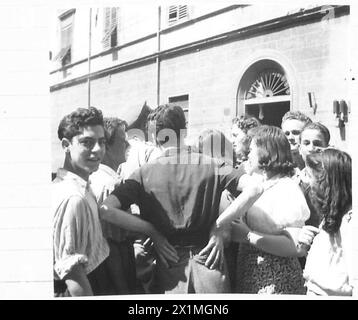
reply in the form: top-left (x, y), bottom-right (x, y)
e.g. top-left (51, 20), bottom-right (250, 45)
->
top-left (233, 50), bottom-right (299, 118)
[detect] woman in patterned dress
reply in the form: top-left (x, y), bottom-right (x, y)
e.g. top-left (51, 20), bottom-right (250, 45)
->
top-left (217, 125), bottom-right (310, 294)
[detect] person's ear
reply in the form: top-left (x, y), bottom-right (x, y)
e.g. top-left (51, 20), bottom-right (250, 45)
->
top-left (298, 142), bottom-right (304, 156)
top-left (61, 138), bottom-right (71, 153)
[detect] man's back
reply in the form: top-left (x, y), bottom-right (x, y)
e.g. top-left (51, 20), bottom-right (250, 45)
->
top-left (112, 148), bottom-right (244, 246)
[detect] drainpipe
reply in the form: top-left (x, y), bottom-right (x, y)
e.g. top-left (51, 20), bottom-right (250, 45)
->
top-left (88, 8), bottom-right (92, 108)
top-left (156, 6), bottom-right (161, 106)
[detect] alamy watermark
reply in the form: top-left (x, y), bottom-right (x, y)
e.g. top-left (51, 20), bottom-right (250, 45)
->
top-left (126, 120), bottom-right (235, 175)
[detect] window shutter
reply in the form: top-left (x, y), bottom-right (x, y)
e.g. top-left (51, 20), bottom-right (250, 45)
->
top-left (103, 7), bottom-right (118, 49)
top-left (110, 7), bottom-right (118, 47)
top-left (178, 5), bottom-right (188, 20)
top-left (168, 5), bottom-right (188, 25)
top-left (103, 7), bottom-right (111, 49)
top-left (55, 10), bottom-right (74, 64)
top-left (54, 46), bottom-right (70, 62)
top-left (168, 5), bottom-right (178, 24)
top-left (62, 26), bottom-right (72, 49)
top-left (111, 7), bottom-right (117, 27)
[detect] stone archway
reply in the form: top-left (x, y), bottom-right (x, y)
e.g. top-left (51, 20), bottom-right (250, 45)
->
top-left (234, 51), bottom-right (299, 127)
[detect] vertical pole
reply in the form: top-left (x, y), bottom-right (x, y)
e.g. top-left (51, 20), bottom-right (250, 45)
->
top-left (156, 6), bottom-right (161, 106)
top-left (88, 8), bottom-right (92, 108)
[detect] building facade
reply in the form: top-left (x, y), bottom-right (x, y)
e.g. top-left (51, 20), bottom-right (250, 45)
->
top-left (50, 4), bottom-right (352, 171)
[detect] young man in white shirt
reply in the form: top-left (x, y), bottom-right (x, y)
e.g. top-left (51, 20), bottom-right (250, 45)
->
top-left (53, 107), bottom-right (110, 296)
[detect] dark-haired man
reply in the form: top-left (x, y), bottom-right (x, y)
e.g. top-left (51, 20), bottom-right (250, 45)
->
top-left (53, 107), bottom-right (111, 296)
top-left (100, 104), bottom-right (263, 293)
top-left (281, 111), bottom-right (312, 170)
top-left (90, 117), bottom-right (137, 294)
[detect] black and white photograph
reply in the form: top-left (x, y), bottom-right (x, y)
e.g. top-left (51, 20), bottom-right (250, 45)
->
top-left (0, 0), bottom-right (357, 303)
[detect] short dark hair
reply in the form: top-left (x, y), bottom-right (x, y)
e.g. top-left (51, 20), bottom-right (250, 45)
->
top-left (301, 122), bottom-right (330, 146)
top-left (251, 125), bottom-right (295, 176)
top-left (103, 117), bottom-right (128, 147)
top-left (146, 104), bottom-right (186, 145)
top-left (58, 107), bottom-right (104, 141)
top-left (306, 148), bottom-right (351, 234)
top-left (232, 115), bottom-right (261, 133)
top-left (281, 111), bottom-right (312, 126)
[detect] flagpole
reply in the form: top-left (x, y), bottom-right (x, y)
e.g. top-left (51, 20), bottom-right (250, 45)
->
top-left (88, 8), bottom-right (92, 108)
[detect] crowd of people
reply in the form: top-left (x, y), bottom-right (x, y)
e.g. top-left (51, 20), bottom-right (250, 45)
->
top-left (52, 104), bottom-right (355, 297)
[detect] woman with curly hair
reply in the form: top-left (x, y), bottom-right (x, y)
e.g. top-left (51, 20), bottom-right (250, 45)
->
top-left (302, 148), bottom-right (355, 296)
top-left (217, 125), bottom-right (310, 294)
top-left (231, 115), bottom-right (261, 167)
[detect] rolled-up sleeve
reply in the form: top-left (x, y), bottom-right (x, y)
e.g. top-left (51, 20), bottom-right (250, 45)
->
top-left (53, 195), bottom-right (90, 279)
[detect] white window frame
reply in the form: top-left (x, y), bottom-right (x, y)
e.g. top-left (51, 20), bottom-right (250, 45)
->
top-left (55, 9), bottom-right (75, 66)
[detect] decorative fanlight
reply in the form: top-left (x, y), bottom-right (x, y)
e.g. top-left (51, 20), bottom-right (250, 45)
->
top-left (246, 69), bottom-right (290, 99)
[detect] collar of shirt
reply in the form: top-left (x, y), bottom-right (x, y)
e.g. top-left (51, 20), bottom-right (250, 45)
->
top-left (56, 168), bottom-right (91, 195)
top-left (97, 164), bottom-right (119, 180)
top-left (298, 167), bottom-right (311, 185)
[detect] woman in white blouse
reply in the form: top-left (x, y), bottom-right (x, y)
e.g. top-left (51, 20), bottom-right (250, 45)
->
top-left (217, 125), bottom-right (310, 294)
top-left (302, 148), bottom-right (355, 296)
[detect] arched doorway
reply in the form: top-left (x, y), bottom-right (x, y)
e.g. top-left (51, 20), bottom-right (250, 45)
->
top-left (237, 59), bottom-right (291, 127)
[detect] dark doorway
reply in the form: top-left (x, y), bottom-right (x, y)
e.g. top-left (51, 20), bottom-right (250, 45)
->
top-left (245, 101), bottom-right (290, 128)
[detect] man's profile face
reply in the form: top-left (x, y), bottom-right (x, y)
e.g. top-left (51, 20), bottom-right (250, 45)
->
top-left (112, 125), bottom-right (127, 165)
top-left (246, 140), bottom-right (261, 175)
top-left (66, 125), bottom-right (106, 179)
top-left (281, 119), bottom-right (306, 151)
top-left (231, 124), bottom-right (248, 160)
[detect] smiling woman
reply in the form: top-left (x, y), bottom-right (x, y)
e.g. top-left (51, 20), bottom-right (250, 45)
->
top-left (222, 125), bottom-right (310, 294)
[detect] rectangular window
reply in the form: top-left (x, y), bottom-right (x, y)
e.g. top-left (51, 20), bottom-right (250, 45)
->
top-left (54, 9), bottom-right (75, 66)
top-left (103, 7), bottom-right (119, 49)
top-left (168, 94), bottom-right (189, 125)
top-left (168, 5), bottom-right (189, 26)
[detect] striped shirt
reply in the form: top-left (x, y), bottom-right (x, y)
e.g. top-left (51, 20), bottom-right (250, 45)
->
top-left (53, 169), bottom-right (109, 280)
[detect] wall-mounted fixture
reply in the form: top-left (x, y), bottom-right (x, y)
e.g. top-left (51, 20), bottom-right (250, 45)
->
top-left (333, 100), bottom-right (349, 128)
top-left (333, 99), bottom-right (350, 141)
top-left (258, 104), bottom-right (264, 120)
top-left (308, 92), bottom-right (317, 115)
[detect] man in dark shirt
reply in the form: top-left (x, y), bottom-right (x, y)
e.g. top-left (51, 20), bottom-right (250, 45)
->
top-left (100, 104), bottom-right (262, 293)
